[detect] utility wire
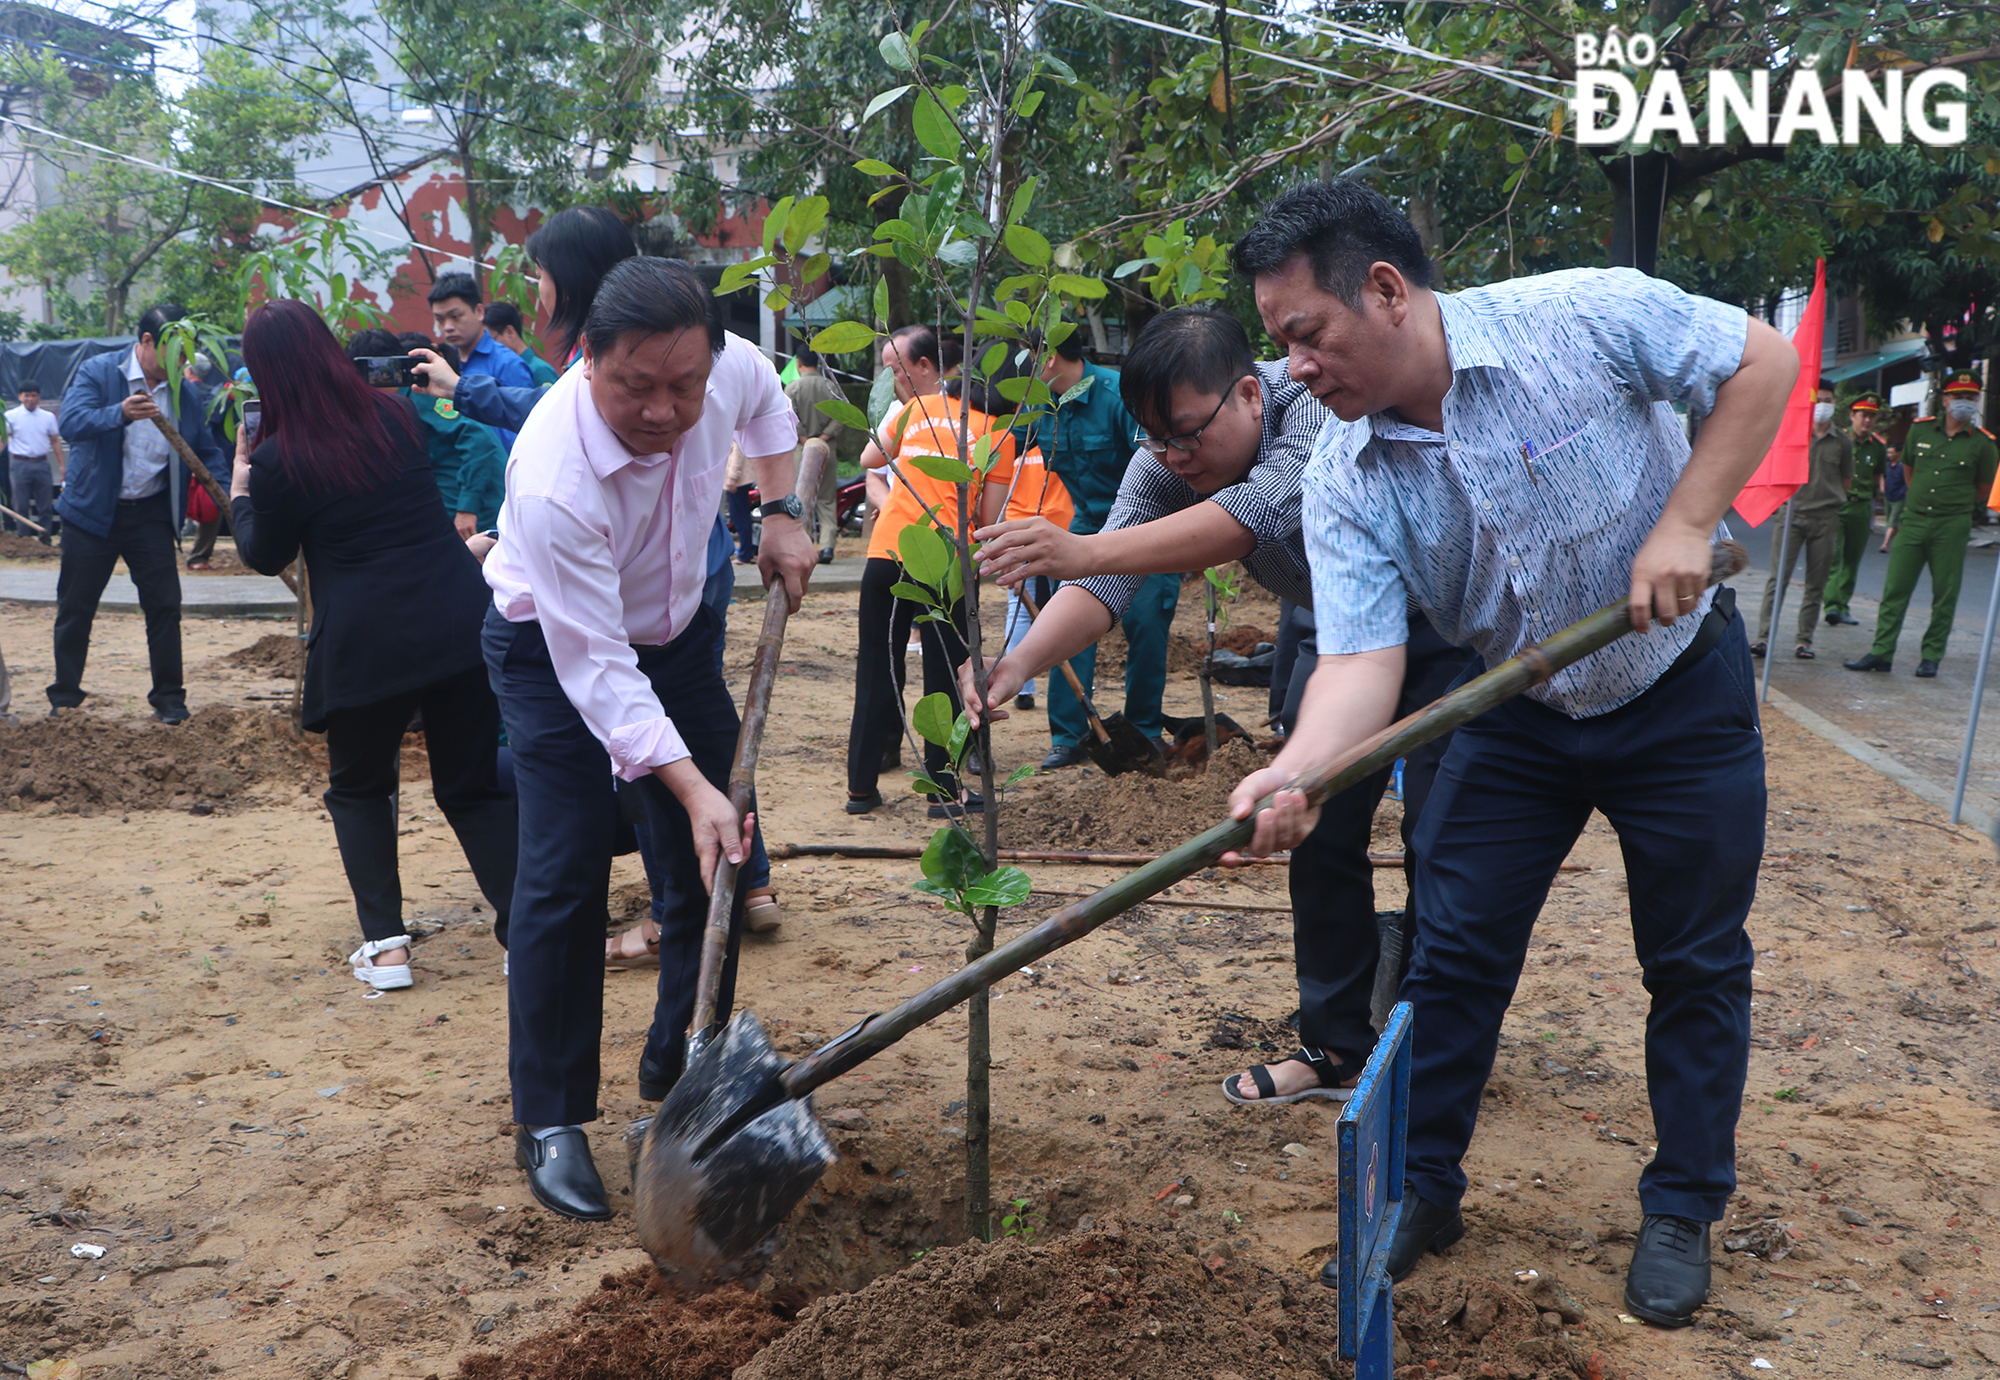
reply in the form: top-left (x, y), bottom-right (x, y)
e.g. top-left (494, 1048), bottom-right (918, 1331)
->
top-left (0, 110), bottom-right (511, 271)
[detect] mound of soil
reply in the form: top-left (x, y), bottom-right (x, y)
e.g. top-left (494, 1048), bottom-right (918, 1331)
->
top-left (1095, 622), bottom-right (1272, 680)
top-left (1001, 738), bottom-right (1275, 851)
top-left (0, 530), bottom-right (57, 561)
top-left (458, 1271), bottom-right (792, 1380)
top-left (740, 1217), bottom-right (1339, 1380)
top-left (217, 632), bottom-right (301, 674)
top-left (0, 705), bottom-right (318, 812)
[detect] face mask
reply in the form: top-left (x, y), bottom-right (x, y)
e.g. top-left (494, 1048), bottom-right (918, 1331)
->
top-left (1947, 399), bottom-right (1981, 424)
top-left (1812, 402), bottom-right (1835, 424)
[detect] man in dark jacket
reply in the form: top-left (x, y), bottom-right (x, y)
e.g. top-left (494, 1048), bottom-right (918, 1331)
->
top-left (51, 304), bottom-right (226, 723)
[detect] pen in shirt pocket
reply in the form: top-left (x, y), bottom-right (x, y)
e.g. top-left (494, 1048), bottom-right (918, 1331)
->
top-left (1520, 425), bottom-right (1590, 484)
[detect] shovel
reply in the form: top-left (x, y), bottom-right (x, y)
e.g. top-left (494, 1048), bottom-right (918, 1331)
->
top-left (633, 542), bottom-right (1748, 1289)
top-left (1018, 586), bottom-right (1167, 778)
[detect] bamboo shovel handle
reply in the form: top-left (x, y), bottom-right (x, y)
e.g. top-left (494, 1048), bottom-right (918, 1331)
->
top-left (151, 412), bottom-right (302, 597)
top-left (690, 443), bottom-right (832, 1033)
top-left (781, 541), bottom-right (1748, 1097)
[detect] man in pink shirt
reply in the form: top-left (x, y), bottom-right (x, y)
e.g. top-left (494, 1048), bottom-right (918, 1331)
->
top-left (481, 258), bottom-right (815, 1220)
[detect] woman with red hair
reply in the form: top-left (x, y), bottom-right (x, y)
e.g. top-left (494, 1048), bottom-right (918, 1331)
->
top-left (230, 299), bottom-right (518, 991)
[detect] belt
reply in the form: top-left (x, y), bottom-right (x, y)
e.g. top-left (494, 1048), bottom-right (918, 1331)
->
top-left (1647, 585), bottom-right (1735, 695)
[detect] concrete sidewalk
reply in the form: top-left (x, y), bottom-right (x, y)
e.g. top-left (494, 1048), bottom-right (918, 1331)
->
top-left (1725, 512), bottom-right (2000, 836)
top-left (0, 565), bottom-right (297, 618)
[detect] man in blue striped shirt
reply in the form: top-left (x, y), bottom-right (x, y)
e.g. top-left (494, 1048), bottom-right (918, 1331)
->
top-left (1225, 181), bottom-right (1796, 1328)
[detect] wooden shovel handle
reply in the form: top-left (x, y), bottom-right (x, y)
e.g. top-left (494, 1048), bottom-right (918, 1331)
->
top-left (1016, 586), bottom-right (1113, 746)
top-left (150, 412), bottom-right (301, 598)
top-left (690, 442), bottom-right (832, 1034)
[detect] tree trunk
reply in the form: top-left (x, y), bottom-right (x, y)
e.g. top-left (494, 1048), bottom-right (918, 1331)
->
top-left (1408, 180), bottom-right (1440, 256)
top-left (1603, 151), bottom-right (1672, 275)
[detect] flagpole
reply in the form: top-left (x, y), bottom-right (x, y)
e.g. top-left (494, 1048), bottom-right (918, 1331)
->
top-left (1949, 550), bottom-right (2000, 823)
top-left (1759, 499), bottom-right (1795, 704)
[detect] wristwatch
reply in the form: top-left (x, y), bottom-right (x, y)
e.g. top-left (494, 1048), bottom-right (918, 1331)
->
top-left (757, 494), bottom-right (805, 521)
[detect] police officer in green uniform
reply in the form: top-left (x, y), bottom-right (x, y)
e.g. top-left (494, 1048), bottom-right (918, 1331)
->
top-left (1821, 392), bottom-right (1887, 626)
top-left (1019, 332), bottom-right (1179, 769)
top-left (1846, 371), bottom-right (1999, 678)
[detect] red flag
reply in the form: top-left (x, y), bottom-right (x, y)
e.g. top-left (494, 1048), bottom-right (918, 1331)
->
top-left (1733, 258), bottom-right (1826, 527)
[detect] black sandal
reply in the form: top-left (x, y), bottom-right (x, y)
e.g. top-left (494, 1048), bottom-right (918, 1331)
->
top-left (1221, 1045), bottom-right (1360, 1105)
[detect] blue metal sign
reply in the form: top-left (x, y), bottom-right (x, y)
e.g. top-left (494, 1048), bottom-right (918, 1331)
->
top-left (1337, 1001), bottom-right (1412, 1379)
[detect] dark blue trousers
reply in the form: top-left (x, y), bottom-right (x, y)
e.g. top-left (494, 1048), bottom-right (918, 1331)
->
top-left (484, 604), bottom-right (746, 1128)
top-left (1403, 612), bottom-right (1764, 1223)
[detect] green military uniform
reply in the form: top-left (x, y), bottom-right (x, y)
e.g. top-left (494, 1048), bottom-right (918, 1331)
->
top-left (1865, 374), bottom-right (1998, 667)
top-left (405, 389), bottom-right (507, 530)
top-left (1821, 396), bottom-right (1887, 621)
top-left (521, 348), bottom-right (560, 388)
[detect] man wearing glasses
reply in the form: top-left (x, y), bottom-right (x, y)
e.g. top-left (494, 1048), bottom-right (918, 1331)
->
top-left (964, 306), bottom-right (1476, 1112)
top-left (1016, 333), bottom-right (1178, 769)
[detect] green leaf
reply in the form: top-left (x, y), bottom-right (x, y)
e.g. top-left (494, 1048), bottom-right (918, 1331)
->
top-left (1050, 272), bottom-right (1107, 299)
top-left (817, 397), bottom-right (871, 431)
top-left (854, 157), bottom-right (900, 177)
top-left (782, 196), bottom-right (829, 255)
top-left (909, 774), bottom-right (947, 795)
top-left (1007, 175), bottom-right (1038, 227)
top-left (1040, 52), bottom-right (1078, 83)
top-left (879, 32), bottom-right (914, 70)
top-left (937, 83), bottom-right (969, 112)
top-left (964, 866), bottom-right (1033, 908)
top-left (1178, 261), bottom-right (1203, 301)
top-left (911, 876), bottom-right (962, 908)
top-left (910, 451), bottom-right (974, 483)
top-left (889, 580), bottom-right (939, 604)
top-left (1002, 764), bottom-right (1036, 789)
top-left (862, 85), bottom-right (912, 121)
top-left (761, 195), bottom-right (794, 255)
top-left (947, 714), bottom-right (972, 765)
top-left (1113, 257), bottom-right (1152, 279)
top-left (811, 320), bottom-right (879, 355)
top-left (1057, 375), bottom-right (1096, 407)
top-left (872, 278), bottom-right (890, 323)
top-left (978, 342), bottom-right (1006, 378)
top-left (920, 825), bottom-right (984, 893)
top-left (1015, 89), bottom-right (1045, 117)
top-left (912, 91), bottom-right (961, 161)
top-left (1046, 321), bottom-right (1076, 348)
top-left (898, 520), bottom-right (952, 585)
top-left (1504, 142), bottom-right (1526, 164)
top-left (1004, 224), bottom-right (1052, 267)
top-left (912, 691), bottom-right (957, 748)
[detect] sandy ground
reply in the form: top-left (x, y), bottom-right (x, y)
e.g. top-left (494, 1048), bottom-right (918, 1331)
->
top-left (2, 570), bottom-right (1998, 1380)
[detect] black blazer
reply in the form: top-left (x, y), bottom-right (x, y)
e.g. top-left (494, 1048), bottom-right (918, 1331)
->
top-left (229, 397), bottom-right (493, 731)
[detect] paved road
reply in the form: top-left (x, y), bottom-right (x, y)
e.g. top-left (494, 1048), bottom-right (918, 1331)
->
top-left (1725, 510), bottom-right (2000, 832)
top-left (0, 555), bottom-right (872, 618)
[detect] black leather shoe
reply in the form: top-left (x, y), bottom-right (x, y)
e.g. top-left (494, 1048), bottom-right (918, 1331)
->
top-left (1623, 1213), bottom-right (1710, 1327)
top-left (638, 1048), bottom-right (679, 1102)
top-left (1916, 659), bottom-right (1939, 678)
top-left (1844, 653), bottom-right (1893, 672)
top-left (1015, 693), bottom-right (1035, 711)
top-left (818, 547), bottom-right (835, 565)
top-left (153, 703), bottom-right (190, 726)
top-left (1355, 1190), bottom-right (1464, 1286)
top-left (513, 1127), bottom-right (612, 1221)
top-left (1041, 745), bottom-right (1086, 770)
top-left (1826, 609), bottom-right (1859, 626)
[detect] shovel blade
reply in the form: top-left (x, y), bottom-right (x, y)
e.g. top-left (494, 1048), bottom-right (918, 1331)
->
top-left (1083, 711), bottom-right (1168, 778)
top-left (633, 1010), bottom-right (836, 1291)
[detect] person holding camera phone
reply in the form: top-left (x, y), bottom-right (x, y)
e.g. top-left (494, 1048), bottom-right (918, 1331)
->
top-left (49, 303), bottom-right (226, 723)
top-left (230, 299), bottom-right (519, 994)
top-left (348, 330), bottom-right (506, 536)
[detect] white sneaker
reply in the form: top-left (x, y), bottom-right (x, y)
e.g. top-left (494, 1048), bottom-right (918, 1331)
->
top-left (349, 935), bottom-right (414, 990)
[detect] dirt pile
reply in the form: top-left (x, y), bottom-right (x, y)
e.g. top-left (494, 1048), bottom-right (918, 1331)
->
top-left (1002, 738), bottom-right (1274, 851)
top-left (1391, 1271), bottom-right (1622, 1380)
top-left (1095, 622), bottom-right (1272, 679)
top-left (457, 1270), bottom-right (793, 1380)
top-left (217, 632), bottom-right (301, 674)
top-left (0, 704), bottom-right (319, 812)
top-left (740, 1218), bottom-right (1341, 1380)
top-left (0, 531), bottom-right (57, 561)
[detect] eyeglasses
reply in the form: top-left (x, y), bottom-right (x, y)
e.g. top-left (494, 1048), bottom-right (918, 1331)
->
top-left (1133, 375), bottom-right (1252, 454)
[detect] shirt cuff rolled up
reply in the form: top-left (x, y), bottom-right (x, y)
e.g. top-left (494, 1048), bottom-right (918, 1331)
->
top-left (607, 716), bottom-right (692, 781)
